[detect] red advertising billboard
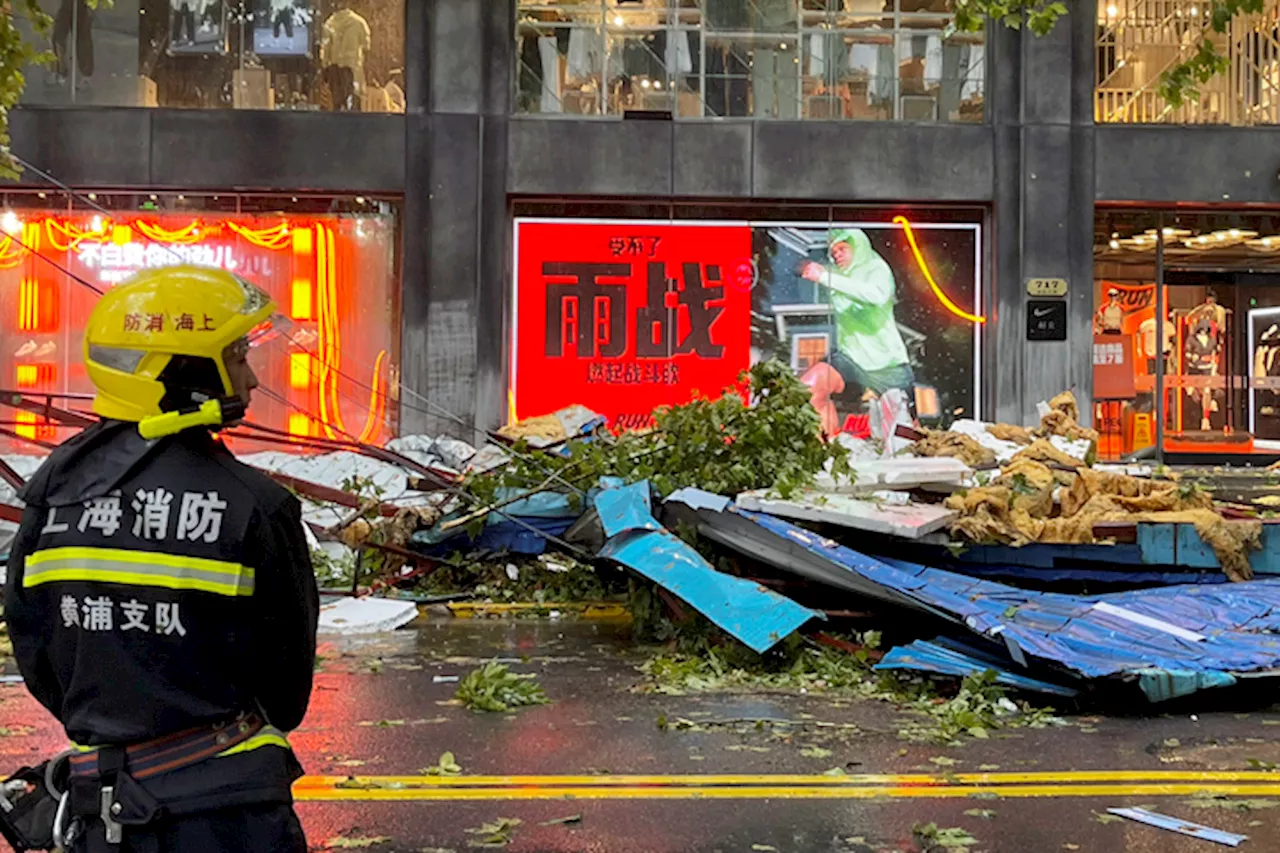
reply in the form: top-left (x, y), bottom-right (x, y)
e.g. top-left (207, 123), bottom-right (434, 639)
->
top-left (513, 217), bottom-right (983, 434)
top-left (513, 221), bottom-right (754, 429)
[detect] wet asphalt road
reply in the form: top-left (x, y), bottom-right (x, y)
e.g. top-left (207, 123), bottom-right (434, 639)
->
top-left (4, 618), bottom-right (1280, 852)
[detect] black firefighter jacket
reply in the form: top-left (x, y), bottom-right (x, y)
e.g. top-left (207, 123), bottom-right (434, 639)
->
top-left (3, 421), bottom-right (319, 810)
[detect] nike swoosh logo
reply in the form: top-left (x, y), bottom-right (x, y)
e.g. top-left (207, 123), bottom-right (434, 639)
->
top-left (1032, 307), bottom-right (1057, 318)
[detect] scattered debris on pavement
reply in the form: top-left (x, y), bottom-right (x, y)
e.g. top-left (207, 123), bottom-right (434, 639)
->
top-left (8, 362), bottom-right (1280, 719)
top-left (1106, 807), bottom-right (1247, 847)
top-left (464, 817), bottom-right (522, 849)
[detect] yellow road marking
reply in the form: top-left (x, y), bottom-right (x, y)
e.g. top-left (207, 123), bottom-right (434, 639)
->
top-left (295, 770), bottom-right (1280, 788)
top-left (295, 782), bottom-right (1280, 802)
top-left (293, 771), bottom-right (1280, 802)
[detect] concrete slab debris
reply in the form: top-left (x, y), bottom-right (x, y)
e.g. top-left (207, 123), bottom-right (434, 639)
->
top-left (318, 597), bottom-right (419, 635)
top-left (735, 489), bottom-right (957, 539)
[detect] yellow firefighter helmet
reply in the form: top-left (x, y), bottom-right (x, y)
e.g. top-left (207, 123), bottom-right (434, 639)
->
top-left (83, 266), bottom-right (278, 422)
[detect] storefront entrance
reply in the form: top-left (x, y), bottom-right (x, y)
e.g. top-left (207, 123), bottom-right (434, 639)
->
top-left (1094, 209), bottom-right (1280, 464)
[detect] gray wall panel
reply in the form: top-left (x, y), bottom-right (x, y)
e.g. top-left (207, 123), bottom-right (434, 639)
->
top-left (673, 122), bottom-right (752, 198)
top-left (7, 108), bottom-right (151, 187)
top-left (150, 111), bottom-right (404, 192)
top-left (432, 0), bottom-right (485, 114)
top-left (1019, 124), bottom-right (1076, 411)
top-left (400, 114), bottom-right (433, 437)
top-left (1095, 126), bottom-right (1280, 204)
top-left (752, 122), bottom-right (994, 201)
top-left (508, 119), bottom-right (673, 197)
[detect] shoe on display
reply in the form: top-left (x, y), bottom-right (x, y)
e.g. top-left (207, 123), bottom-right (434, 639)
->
top-left (34, 342), bottom-right (56, 358)
top-left (13, 340), bottom-right (36, 358)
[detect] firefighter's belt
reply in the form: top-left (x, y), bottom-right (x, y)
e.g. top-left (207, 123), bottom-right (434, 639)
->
top-left (67, 712), bottom-right (266, 783)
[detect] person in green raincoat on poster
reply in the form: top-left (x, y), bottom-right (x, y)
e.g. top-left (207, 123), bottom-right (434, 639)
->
top-left (798, 228), bottom-right (916, 440)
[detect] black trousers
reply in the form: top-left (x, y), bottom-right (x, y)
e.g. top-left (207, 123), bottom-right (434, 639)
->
top-left (272, 8), bottom-right (294, 39)
top-left (71, 803), bottom-right (306, 853)
top-left (52, 0), bottom-right (94, 77)
top-left (170, 4), bottom-right (196, 44)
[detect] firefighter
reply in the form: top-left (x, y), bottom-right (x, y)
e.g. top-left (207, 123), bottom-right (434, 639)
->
top-left (3, 266), bottom-right (319, 851)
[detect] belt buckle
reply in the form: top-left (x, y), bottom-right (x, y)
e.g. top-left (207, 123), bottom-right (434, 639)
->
top-left (99, 785), bottom-right (122, 844)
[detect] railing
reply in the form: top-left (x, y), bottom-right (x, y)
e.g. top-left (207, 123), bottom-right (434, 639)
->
top-left (1096, 0), bottom-right (1280, 125)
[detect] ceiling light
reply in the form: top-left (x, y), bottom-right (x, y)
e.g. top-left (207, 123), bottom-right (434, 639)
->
top-left (0, 211), bottom-right (20, 236)
top-left (1106, 3), bottom-right (1118, 16)
top-left (1110, 239), bottom-right (1120, 249)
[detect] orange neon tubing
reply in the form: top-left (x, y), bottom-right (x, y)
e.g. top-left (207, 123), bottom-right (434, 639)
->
top-left (134, 219), bottom-right (201, 244)
top-left (228, 221), bottom-right (291, 250)
top-left (891, 215), bottom-right (985, 324)
top-left (357, 350), bottom-right (388, 444)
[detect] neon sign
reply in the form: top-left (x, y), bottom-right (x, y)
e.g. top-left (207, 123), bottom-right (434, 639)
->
top-left (76, 241), bottom-right (242, 284)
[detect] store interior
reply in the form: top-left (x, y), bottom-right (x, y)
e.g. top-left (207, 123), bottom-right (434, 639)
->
top-left (16, 0), bottom-right (405, 111)
top-left (1094, 210), bottom-right (1280, 463)
top-left (515, 0), bottom-right (984, 121)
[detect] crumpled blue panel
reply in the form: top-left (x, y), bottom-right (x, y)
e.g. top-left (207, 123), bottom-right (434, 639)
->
top-left (594, 481), bottom-right (662, 539)
top-left (1137, 669), bottom-right (1238, 702)
top-left (598, 526), bottom-right (820, 654)
top-left (735, 509), bottom-right (1280, 697)
top-left (875, 640), bottom-right (1078, 697)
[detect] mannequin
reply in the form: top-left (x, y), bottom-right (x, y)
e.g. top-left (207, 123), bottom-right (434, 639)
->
top-left (1257, 324), bottom-right (1280, 420)
top-left (1094, 287), bottom-right (1125, 334)
top-left (1184, 296), bottom-right (1227, 431)
top-left (321, 8), bottom-right (371, 111)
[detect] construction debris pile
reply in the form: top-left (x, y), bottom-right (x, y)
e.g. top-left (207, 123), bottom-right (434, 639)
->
top-left (4, 363), bottom-right (1280, 705)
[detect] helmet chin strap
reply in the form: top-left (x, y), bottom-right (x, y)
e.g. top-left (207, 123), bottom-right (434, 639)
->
top-left (137, 396), bottom-right (246, 440)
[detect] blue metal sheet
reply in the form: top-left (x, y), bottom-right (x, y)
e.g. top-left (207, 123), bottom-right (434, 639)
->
top-left (875, 640), bottom-right (1079, 697)
top-left (598, 529), bottom-right (820, 653)
top-left (731, 509), bottom-right (1280, 698)
top-left (594, 481), bottom-right (661, 538)
top-left (1137, 523), bottom-right (1177, 565)
top-left (936, 562), bottom-right (1230, 586)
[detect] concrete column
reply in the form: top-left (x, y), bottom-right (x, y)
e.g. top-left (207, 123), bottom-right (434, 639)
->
top-left (400, 0), bottom-right (513, 439)
top-left (991, 0), bottom-right (1097, 425)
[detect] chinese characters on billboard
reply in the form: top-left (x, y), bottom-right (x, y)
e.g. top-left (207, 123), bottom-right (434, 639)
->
top-left (512, 217), bottom-right (983, 436)
top-left (0, 209), bottom-right (398, 452)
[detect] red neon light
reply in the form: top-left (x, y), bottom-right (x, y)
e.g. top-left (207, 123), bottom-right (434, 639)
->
top-left (2, 211), bottom-right (396, 452)
top-left (892, 215), bottom-right (986, 324)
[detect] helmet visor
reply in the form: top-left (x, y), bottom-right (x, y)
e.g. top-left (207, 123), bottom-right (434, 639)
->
top-left (246, 312), bottom-right (296, 349)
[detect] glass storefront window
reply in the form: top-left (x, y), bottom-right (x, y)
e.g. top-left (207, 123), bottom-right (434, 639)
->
top-left (1095, 208), bottom-right (1280, 463)
top-left (14, 0), bottom-right (404, 111)
top-left (514, 0), bottom-right (984, 122)
top-left (0, 192), bottom-right (400, 456)
top-left (1096, 0), bottom-right (1280, 126)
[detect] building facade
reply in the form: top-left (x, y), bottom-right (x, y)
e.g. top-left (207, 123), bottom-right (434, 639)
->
top-left (3, 0), bottom-right (1277, 461)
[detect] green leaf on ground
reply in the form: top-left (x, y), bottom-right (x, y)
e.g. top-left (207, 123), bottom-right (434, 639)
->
top-left (977, 764), bottom-right (1001, 771)
top-left (1092, 810), bottom-right (1124, 825)
top-left (801, 746), bottom-right (834, 758)
top-left (464, 818), bottom-right (522, 848)
top-left (324, 836), bottom-right (391, 849)
top-left (456, 661), bottom-right (549, 713)
top-left (421, 751), bottom-right (463, 776)
top-left (912, 822), bottom-right (978, 852)
top-left (963, 809), bottom-right (997, 819)
top-left (929, 756), bottom-right (960, 767)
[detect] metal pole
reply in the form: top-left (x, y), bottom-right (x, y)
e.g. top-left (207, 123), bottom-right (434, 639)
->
top-left (1155, 213), bottom-right (1166, 465)
top-left (70, 0), bottom-right (78, 103)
